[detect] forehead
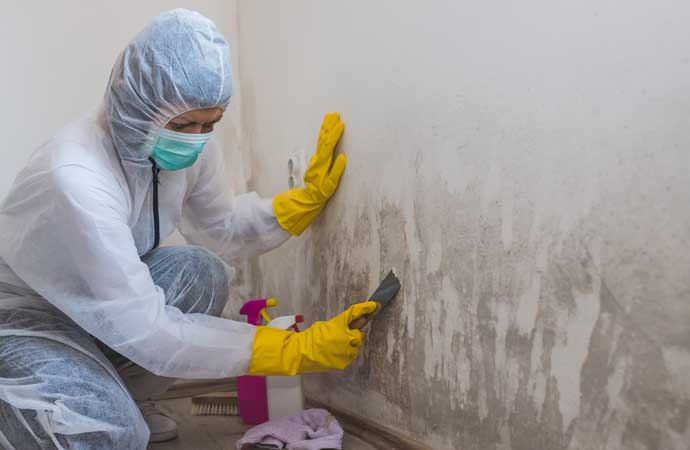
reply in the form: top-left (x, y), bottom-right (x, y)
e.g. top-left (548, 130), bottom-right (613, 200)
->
top-left (172, 107), bottom-right (224, 123)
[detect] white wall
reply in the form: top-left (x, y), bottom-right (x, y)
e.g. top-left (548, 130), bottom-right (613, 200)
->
top-left (0, 1), bottom-right (242, 197)
top-left (236, 1), bottom-right (690, 449)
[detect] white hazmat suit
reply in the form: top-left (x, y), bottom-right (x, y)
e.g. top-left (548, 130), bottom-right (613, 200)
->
top-left (0, 9), bottom-right (290, 449)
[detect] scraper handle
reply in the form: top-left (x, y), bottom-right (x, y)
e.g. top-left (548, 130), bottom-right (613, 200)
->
top-left (349, 314), bottom-right (371, 330)
top-left (348, 302), bottom-right (381, 330)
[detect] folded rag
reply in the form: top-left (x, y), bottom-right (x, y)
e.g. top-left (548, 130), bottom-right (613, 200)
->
top-left (235, 408), bottom-right (343, 450)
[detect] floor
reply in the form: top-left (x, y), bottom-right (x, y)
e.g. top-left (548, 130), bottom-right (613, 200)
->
top-left (147, 398), bottom-right (377, 450)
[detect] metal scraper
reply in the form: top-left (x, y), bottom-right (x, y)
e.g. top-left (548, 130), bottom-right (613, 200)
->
top-left (349, 270), bottom-right (401, 329)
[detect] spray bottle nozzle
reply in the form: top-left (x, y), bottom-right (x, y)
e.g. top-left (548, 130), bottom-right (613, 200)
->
top-left (240, 298), bottom-right (279, 326)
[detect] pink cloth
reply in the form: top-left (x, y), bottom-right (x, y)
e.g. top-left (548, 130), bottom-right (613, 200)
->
top-left (236, 409), bottom-right (343, 450)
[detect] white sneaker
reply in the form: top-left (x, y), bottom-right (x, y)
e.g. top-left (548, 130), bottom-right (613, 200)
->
top-left (138, 401), bottom-right (179, 443)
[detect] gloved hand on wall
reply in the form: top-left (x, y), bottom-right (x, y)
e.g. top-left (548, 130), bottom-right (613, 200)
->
top-left (273, 112), bottom-right (347, 235)
top-left (247, 301), bottom-right (377, 376)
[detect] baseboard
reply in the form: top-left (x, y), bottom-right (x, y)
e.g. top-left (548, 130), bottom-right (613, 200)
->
top-left (306, 397), bottom-right (436, 450)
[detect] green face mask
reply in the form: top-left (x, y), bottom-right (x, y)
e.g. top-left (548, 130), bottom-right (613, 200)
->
top-left (151, 128), bottom-right (213, 170)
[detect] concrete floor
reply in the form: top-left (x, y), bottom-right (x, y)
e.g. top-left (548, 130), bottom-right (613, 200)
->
top-left (147, 398), bottom-right (376, 450)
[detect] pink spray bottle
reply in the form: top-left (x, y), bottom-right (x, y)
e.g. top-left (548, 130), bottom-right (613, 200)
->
top-left (238, 299), bottom-right (305, 424)
top-left (237, 298), bottom-right (278, 425)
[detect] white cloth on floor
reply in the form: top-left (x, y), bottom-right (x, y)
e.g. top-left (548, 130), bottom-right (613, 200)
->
top-left (236, 409), bottom-right (343, 450)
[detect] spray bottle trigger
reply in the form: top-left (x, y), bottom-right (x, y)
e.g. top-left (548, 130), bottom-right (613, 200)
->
top-left (260, 298), bottom-right (279, 324)
top-left (260, 309), bottom-right (272, 324)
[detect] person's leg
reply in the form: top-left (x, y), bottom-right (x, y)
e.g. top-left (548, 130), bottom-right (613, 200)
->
top-left (143, 245), bottom-right (230, 317)
top-left (0, 332), bottom-right (148, 450)
top-left (100, 245), bottom-right (231, 442)
top-left (108, 245), bottom-right (231, 400)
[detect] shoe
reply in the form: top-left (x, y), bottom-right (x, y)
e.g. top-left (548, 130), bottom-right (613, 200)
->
top-left (137, 400), bottom-right (179, 443)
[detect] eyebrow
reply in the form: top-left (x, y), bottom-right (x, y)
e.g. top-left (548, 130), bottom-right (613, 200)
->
top-left (171, 114), bottom-right (223, 125)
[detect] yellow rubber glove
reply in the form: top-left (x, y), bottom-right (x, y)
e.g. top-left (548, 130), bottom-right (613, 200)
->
top-left (247, 301), bottom-right (377, 376)
top-left (273, 112), bottom-right (347, 235)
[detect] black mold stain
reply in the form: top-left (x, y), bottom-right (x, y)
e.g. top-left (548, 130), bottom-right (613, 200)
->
top-left (257, 174), bottom-right (689, 450)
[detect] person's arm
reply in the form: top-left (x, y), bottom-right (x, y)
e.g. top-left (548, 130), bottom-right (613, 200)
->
top-left (272, 112), bottom-right (347, 235)
top-left (179, 138), bottom-right (290, 265)
top-left (181, 112), bottom-right (347, 260)
top-left (2, 162), bottom-right (373, 378)
top-left (4, 163), bottom-right (257, 379)
top-left (248, 301), bottom-right (378, 376)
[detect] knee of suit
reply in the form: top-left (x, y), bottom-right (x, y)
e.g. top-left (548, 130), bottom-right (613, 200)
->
top-left (171, 246), bottom-right (230, 316)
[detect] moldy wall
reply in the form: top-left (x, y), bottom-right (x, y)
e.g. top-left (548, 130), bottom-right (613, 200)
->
top-left (232, 1), bottom-right (690, 449)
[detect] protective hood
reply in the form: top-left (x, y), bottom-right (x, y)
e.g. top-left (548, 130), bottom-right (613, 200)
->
top-left (104, 9), bottom-right (233, 164)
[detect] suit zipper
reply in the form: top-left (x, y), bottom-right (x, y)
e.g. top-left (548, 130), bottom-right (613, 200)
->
top-left (149, 158), bottom-right (160, 251)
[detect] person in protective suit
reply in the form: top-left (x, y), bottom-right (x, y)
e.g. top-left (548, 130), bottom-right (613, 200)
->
top-left (0, 9), bottom-right (376, 448)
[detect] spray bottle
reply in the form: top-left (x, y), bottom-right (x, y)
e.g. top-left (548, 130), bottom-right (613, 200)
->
top-left (238, 299), bottom-right (305, 424)
top-left (237, 298), bottom-right (277, 424)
